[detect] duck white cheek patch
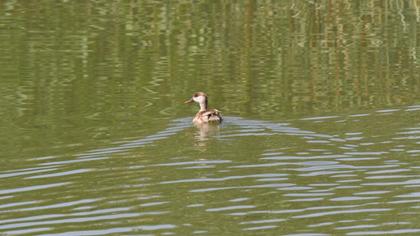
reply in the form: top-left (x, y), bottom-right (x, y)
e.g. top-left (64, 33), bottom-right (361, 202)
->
top-left (193, 96), bottom-right (205, 103)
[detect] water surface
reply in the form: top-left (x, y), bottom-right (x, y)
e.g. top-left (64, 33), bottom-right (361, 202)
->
top-left (1, 1), bottom-right (420, 235)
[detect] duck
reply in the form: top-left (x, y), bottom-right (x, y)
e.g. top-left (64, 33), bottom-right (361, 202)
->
top-left (185, 92), bottom-right (223, 124)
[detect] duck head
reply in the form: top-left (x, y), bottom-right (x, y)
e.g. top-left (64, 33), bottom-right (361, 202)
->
top-left (185, 92), bottom-right (208, 111)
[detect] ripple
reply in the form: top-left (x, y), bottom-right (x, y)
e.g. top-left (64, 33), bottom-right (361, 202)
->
top-left (376, 109), bottom-right (400, 113)
top-left (0, 182), bottom-right (70, 195)
top-left (25, 169), bottom-right (91, 179)
top-left (154, 160), bottom-right (231, 167)
top-left (293, 208), bottom-right (391, 219)
top-left (0, 199), bottom-right (99, 213)
top-left (0, 201), bottom-right (38, 210)
top-left (206, 205), bottom-right (256, 212)
top-left (0, 208), bottom-right (169, 231)
top-left (243, 225), bottom-right (279, 231)
top-left (348, 229), bottom-right (420, 235)
top-left (301, 116), bottom-right (340, 121)
top-left (0, 167), bottom-right (58, 179)
top-left (330, 196), bottom-right (379, 201)
top-left (286, 234), bottom-right (330, 236)
top-left (39, 157), bottom-right (107, 166)
top-left (35, 224), bottom-right (177, 236)
top-left (336, 224), bottom-right (377, 230)
top-left (5, 227), bottom-right (51, 235)
top-left (160, 173), bottom-right (286, 184)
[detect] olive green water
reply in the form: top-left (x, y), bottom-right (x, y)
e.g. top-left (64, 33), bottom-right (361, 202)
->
top-left (1, 1), bottom-right (420, 235)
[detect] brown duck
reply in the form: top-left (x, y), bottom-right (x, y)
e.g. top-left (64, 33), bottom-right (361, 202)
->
top-left (185, 92), bottom-right (223, 124)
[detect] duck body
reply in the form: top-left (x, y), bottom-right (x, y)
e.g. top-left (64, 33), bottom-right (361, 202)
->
top-left (193, 109), bottom-right (223, 124)
top-left (185, 92), bottom-right (223, 125)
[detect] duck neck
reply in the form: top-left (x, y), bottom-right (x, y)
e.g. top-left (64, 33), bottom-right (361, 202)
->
top-left (199, 100), bottom-right (208, 112)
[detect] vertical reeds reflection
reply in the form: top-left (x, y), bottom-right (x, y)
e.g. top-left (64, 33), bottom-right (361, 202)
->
top-left (0, 0), bottom-right (419, 156)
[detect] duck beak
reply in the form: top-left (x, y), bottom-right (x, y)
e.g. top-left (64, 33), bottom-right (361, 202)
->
top-left (184, 98), bottom-right (193, 104)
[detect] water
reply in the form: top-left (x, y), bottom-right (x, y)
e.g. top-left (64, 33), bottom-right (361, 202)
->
top-left (1, 1), bottom-right (420, 235)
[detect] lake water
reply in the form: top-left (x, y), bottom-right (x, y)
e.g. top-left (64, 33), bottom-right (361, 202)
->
top-left (1, 1), bottom-right (420, 235)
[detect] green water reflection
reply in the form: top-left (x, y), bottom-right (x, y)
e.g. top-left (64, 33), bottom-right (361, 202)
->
top-left (0, 0), bottom-right (419, 235)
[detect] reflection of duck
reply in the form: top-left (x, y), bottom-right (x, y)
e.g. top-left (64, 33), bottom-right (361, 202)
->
top-left (185, 92), bottom-right (223, 124)
top-left (194, 122), bottom-right (220, 142)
